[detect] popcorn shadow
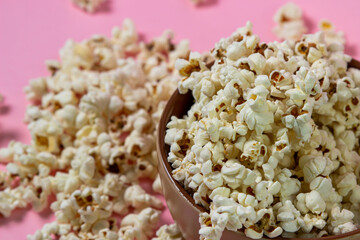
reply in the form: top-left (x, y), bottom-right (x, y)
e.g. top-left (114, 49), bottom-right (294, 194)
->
top-left (38, 205), bottom-right (53, 218)
top-left (346, 43), bottom-right (358, 58)
top-left (196, 0), bottom-right (218, 8)
top-left (0, 206), bottom-right (32, 226)
top-left (96, 0), bottom-right (112, 13)
top-left (303, 13), bottom-right (315, 33)
top-left (138, 33), bottom-right (147, 43)
top-left (0, 131), bottom-right (18, 146)
top-left (139, 178), bottom-right (157, 195)
top-left (38, 194), bottom-right (57, 218)
top-left (0, 195), bottom-right (55, 226)
top-left (0, 105), bottom-right (11, 115)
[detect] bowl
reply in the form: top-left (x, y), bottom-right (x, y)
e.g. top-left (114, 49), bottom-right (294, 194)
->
top-left (157, 59), bottom-right (360, 240)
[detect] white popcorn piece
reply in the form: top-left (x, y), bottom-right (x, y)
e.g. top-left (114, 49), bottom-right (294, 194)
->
top-left (305, 190), bottom-right (326, 214)
top-left (319, 19), bottom-right (345, 46)
top-left (336, 172), bottom-right (357, 197)
top-left (298, 213), bottom-right (326, 233)
top-left (273, 3), bottom-right (307, 41)
top-left (0, 187), bottom-right (28, 217)
top-left (329, 206), bottom-right (356, 234)
top-left (71, 0), bottom-right (105, 13)
top-left (152, 223), bottom-right (183, 240)
top-left (152, 174), bottom-right (163, 194)
top-left (237, 86), bottom-right (274, 134)
top-left (124, 185), bottom-right (163, 210)
top-left (302, 156), bottom-right (326, 183)
top-left (204, 172), bottom-right (223, 190)
top-left (120, 207), bottom-right (161, 240)
top-left (79, 155), bottom-right (95, 182)
top-left (24, 78), bottom-right (48, 101)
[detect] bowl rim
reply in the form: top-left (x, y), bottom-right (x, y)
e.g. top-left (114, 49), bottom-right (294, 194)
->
top-left (158, 90), bottom-right (208, 214)
top-left (158, 82), bottom-right (360, 239)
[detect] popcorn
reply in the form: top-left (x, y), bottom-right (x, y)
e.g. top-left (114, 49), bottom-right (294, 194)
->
top-left (302, 156), bottom-right (326, 183)
top-left (166, 18), bottom-right (360, 239)
top-left (273, 3), bottom-right (307, 41)
top-left (120, 207), bottom-right (161, 240)
top-left (277, 200), bottom-right (301, 232)
top-left (152, 174), bottom-right (163, 194)
top-left (319, 20), bottom-right (345, 46)
top-left (298, 213), bottom-right (326, 233)
top-left (305, 190), bottom-right (326, 214)
top-left (237, 86), bottom-right (275, 134)
top-left (71, 0), bottom-right (105, 13)
top-left (336, 172), bottom-right (357, 197)
top-left (332, 222), bottom-right (357, 235)
top-left (0, 186), bottom-right (28, 217)
top-left (152, 224), bottom-right (183, 240)
top-left (1, 19), bottom-right (186, 240)
top-left (124, 185), bottom-right (164, 210)
top-left (330, 207), bottom-right (355, 228)
top-left (24, 78), bottom-right (47, 101)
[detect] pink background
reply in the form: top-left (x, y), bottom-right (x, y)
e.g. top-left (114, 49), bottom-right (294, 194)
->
top-left (1, 0), bottom-right (360, 239)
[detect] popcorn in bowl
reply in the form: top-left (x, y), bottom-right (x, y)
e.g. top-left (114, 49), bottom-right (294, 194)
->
top-left (0, 19), bottom-right (188, 240)
top-left (165, 21), bottom-right (360, 239)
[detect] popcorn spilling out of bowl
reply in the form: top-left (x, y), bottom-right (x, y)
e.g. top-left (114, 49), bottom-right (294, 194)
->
top-left (166, 20), bottom-right (360, 239)
top-left (0, 19), bottom-right (188, 240)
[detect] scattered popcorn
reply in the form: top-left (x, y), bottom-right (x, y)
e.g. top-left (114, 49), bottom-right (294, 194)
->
top-left (152, 223), bottom-right (183, 240)
top-left (120, 207), bottom-right (161, 240)
top-left (166, 20), bottom-right (360, 239)
top-left (1, 19), bottom-right (187, 240)
top-left (273, 2), bottom-right (307, 41)
top-left (71, 0), bottom-right (105, 13)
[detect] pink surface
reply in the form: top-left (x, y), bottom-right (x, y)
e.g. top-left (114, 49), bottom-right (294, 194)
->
top-left (1, 0), bottom-right (360, 239)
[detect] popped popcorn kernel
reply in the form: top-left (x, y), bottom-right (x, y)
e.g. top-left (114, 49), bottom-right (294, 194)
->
top-left (273, 3), bottom-right (307, 41)
top-left (319, 19), bottom-right (346, 46)
top-left (71, 0), bottom-right (106, 13)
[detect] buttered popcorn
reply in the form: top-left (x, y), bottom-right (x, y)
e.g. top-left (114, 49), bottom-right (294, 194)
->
top-left (0, 19), bottom-right (187, 239)
top-left (166, 21), bottom-right (360, 239)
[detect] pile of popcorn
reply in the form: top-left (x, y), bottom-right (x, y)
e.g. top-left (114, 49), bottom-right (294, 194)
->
top-left (166, 21), bottom-right (360, 239)
top-left (0, 19), bottom-right (188, 240)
